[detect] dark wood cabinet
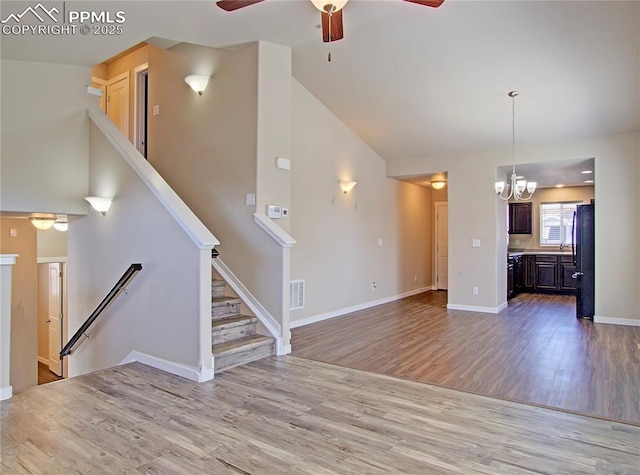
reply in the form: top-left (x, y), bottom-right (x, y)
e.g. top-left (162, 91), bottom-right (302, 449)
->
top-left (513, 255), bottom-right (523, 292)
top-left (523, 255), bottom-right (536, 290)
top-left (507, 262), bottom-right (514, 298)
top-left (559, 256), bottom-right (577, 291)
top-left (509, 202), bottom-right (532, 234)
top-left (508, 253), bottom-right (576, 297)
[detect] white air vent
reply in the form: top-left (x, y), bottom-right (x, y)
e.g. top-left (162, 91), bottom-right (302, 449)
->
top-left (290, 280), bottom-right (305, 310)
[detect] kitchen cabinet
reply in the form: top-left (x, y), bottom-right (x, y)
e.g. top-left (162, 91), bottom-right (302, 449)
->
top-left (509, 202), bottom-right (532, 235)
top-left (507, 261), bottom-right (514, 298)
top-left (508, 253), bottom-right (576, 297)
top-left (523, 255), bottom-right (536, 290)
top-left (559, 256), bottom-right (577, 291)
top-left (535, 255), bottom-right (558, 290)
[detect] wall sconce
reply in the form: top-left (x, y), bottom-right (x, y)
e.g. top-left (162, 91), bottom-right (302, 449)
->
top-left (184, 75), bottom-right (211, 95)
top-left (85, 196), bottom-right (113, 216)
top-left (30, 217), bottom-right (56, 230)
top-left (53, 216), bottom-right (68, 232)
top-left (339, 181), bottom-right (357, 194)
top-left (431, 181), bottom-right (446, 190)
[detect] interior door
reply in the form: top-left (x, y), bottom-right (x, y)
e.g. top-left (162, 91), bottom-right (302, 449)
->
top-left (47, 263), bottom-right (62, 376)
top-left (106, 75), bottom-right (130, 139)
top-left (435, 202), bottom-right (449, 290)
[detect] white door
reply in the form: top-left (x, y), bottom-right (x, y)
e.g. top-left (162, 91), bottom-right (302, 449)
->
top-left (47, 263), bottom-right (62, 376)
top-left (106, 74), bottom-right (130, 139)
top-left (435, 202), bottom-right (449, 290)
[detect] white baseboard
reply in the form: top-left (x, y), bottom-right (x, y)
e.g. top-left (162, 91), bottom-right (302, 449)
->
top-left (447, 302), bottom-right (508, 314)
top-left (291, 287), bottom-right (430, 329)
top-left (120, 351), bottom-right (214, 383)
top-left (0, 385), bottom-right (13, 401)
top-left (277, 342), bottom-right (292, 355)
top-left (594, 316), bottom-right (640, 327)
top-left (38, 356), bottom-right (49, 365)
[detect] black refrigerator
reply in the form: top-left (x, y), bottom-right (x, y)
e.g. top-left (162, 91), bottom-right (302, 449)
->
top-left (572, 203), bottom-right (595, 319)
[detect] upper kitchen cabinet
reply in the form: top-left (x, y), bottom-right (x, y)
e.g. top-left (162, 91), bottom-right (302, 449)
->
top-left (509, 202), bottom-right (532, 234)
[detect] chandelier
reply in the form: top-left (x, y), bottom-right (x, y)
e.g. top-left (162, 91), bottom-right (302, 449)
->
top-left (495, 91), bottom-right (536, 201)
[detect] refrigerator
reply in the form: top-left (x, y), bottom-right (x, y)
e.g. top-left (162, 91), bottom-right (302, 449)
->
top-left (572, 203), bottom-right (595, 319)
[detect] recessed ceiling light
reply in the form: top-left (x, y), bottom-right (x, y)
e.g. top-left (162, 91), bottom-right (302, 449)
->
top-left (581, 170), bottom-right (593, 174)
top-left (584, 180), bottom-right (594, 184)
top-left (555, 184), bottom-right (565, 188)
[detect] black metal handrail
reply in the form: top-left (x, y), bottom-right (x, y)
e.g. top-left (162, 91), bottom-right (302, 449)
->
top-left (60, 263), bottom-right (142, 358)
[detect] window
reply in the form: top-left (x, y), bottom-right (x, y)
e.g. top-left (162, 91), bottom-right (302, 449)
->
top-left (540, 202), bottom-right (580, 246)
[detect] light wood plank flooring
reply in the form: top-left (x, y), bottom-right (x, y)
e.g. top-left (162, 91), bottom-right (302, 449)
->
top-left (2, 358), bottom-right (639, 474)
top-left (292, 291), bottom-right (640, 426)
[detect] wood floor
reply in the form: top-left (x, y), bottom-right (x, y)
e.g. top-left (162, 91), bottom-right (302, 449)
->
top-left (292, 291), bottom-right (640, 426)
top-left (2, 358), bottom-right (639, 474)
top-left (37, 362), bottom-right (62, 386)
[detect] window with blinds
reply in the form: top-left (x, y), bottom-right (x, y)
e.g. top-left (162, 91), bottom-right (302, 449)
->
top-left (540, 202), bottom-right (581, 245)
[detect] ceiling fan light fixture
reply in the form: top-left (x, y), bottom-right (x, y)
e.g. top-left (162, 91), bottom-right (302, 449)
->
top-left (311, 0), bottom-right (349, 13)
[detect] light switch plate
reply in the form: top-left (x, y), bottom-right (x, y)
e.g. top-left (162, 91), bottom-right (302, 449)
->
top-left (472, 239), bottom-right (481, 248)
top-left (152, 105), bottom-right (160, 116)
top-left (245, 193), bottom-right (256, 206)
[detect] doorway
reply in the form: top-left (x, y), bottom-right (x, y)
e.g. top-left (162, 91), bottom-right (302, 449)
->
top-left (435, 202), bottom-right (448, 290)
top-left (37, 261), bottom-right (66, 383)
top-left (134, 64), bottom-right (148, 158)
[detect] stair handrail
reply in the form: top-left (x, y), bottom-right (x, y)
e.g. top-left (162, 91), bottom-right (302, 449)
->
top-left (60, 263), bottom-right (142, 358)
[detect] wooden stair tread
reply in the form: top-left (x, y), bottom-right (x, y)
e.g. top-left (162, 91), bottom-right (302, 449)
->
top-left (211, 296), bottom-right (241, 305)
top-left (212, 334), bottom-right (273, 356)
top-left (211, 315), bottom-right (257, 329)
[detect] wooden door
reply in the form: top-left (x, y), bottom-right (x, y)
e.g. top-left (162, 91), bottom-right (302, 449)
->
top-left (106, 74), bottom-right (130, 139)
top-left (435, 202), bottom-right (448, 290)
top-left (47, 263), bottom-right (62, 376)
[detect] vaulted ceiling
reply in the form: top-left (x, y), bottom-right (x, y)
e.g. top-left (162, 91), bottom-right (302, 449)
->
top-left (2, 0), bottom-right (638, 167)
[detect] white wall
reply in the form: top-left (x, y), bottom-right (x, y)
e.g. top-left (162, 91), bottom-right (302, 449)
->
top-left (388, 132), bottom-right (640, 323)
top-left (37, 228), bottom-right (67, 259)
top-left (0, 60), bottom-right (90, 215)
top-left (147, 42), bottom-right (290, 333)
top-left (508, 185), bottom-right (595, 251)
top-left (290, 80), bottom-right (433, 323)
top-left (67, 121), bottom-right (212, 379)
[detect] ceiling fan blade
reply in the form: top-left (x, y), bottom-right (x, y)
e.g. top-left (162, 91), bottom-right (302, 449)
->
top-left (403, 0), bottom-right (445, 8)
top-left (216, 0), bottom-right (265, 12)
top-left (321, 9), bottom-right (344, 43)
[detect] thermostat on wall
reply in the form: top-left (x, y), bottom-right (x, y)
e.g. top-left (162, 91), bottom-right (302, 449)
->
top-left (267, 204), bottom-right (282, 218)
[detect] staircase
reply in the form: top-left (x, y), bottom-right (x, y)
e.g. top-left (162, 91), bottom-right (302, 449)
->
top-left (211, 278), bottom-right (274, 373)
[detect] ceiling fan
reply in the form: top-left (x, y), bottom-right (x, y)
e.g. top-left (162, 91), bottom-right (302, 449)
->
top-left (216, 0), bottom-right (444, 59)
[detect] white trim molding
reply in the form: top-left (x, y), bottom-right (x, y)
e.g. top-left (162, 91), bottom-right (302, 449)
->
top-left (120, 351), bottom-right (214, 383)
top-left (447, 302), bottom-right (509, 314)
top-left (37, 257), bottom-right (67, 264)
top-left (594, 316), bottom-right (640, 327)
top-left (253, 213), bottom-right (296, 248)
top-left (291, 287), bottom-right (430, 329)
top-left (212, 258), bottom-right (289, 355)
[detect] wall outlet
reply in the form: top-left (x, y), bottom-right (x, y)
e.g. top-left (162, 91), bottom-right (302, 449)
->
top-left (372, 281), bottom-right (377, 289)
top-left (414, 274), bottom-right (418, 282)
top-left (9, 228), bottom-right (17, 237)
top-left (472, 287), bottom-right (479, 295)
top-left (515, 239), bottom-right (520, 245)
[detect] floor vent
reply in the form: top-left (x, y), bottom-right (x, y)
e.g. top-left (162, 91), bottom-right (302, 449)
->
top-left (290, 280), bottom-right (305, 310)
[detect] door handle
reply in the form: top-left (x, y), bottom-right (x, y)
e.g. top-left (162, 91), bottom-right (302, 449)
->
top-left (571, 272), bottom-right (583, 279)
top-left (45, 319), bottom-right (51, 323)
